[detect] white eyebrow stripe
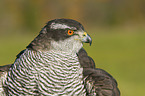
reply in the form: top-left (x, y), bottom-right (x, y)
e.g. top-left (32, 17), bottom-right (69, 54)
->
top-left (50, 23), bottom-right (76, 29)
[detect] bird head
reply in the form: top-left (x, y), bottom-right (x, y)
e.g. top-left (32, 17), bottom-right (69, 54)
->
top-left (27, 19), bottom-right (92, 54)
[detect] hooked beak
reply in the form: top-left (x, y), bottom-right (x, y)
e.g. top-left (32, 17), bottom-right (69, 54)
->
top-left (82, 32), bottom-right (92, 46)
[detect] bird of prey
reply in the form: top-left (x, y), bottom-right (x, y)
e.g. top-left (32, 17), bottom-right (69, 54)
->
top-left (0, 19), bottom-right (120, 96)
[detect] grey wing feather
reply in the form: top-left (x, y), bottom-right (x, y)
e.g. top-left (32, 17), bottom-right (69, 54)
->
top-left (0, 49), bottom-right (25, 76)
top-left (0, 64), bottom-right (13, 95)
top-left (77, 48), bottom-right (120, 96)
top-left (0, 49), bottom-right (25, 77)
top-left (77, 48), bottom-right (95, 69)
top-left (0, 64), bottom-right (12, 76)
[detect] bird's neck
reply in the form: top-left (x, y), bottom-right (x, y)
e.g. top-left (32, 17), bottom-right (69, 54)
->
top-left (49, 39), bottom-right (83, 55)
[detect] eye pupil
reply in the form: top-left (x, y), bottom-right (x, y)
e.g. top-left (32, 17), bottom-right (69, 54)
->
top-left (68, 30), bottom-right (74, 35)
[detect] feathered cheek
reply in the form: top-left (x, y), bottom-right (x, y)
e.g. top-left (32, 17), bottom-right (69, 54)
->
top-left (74, 35), bottom-right (81, 41)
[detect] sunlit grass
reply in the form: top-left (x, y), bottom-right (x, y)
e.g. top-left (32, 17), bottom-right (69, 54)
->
top-left (0, 27), bottom-right (145, 96)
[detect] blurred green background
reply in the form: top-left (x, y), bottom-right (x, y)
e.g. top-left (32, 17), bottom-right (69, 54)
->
top-left (0, 0), bottom-right (145, 96)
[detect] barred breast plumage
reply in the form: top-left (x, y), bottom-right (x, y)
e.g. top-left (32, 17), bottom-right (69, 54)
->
top-left (3, 49), bottom-right (86, 96)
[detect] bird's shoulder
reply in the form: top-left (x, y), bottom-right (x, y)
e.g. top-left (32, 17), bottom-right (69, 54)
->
top-left (0, 49), bottom-right (26, 76)
top-left (77, 48), bottom-right (120, 96)
top-left (0, 64), bottom-right (12, 76)
top-left (77, 48), bottom-right (95, 69)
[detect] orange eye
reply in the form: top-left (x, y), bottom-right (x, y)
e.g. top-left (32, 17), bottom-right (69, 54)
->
top-left (67, 30), bottom-right (74, 35)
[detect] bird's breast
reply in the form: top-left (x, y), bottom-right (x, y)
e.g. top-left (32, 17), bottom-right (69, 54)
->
top-left (37, 51), bottom-right (86, 95)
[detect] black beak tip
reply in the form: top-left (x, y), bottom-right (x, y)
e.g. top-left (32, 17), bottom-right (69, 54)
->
top-left (90, 41), bottom-right (92, 46)
top-left (85, 38), bottom-right (92, 46)
top-left (88, 35), bottom-right (92, 46)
